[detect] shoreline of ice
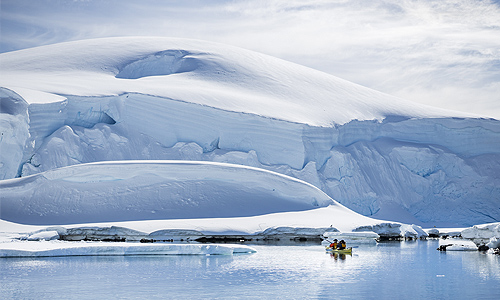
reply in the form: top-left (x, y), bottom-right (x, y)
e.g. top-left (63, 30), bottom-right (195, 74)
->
top-left (1, 221), bottom-right (499, 257)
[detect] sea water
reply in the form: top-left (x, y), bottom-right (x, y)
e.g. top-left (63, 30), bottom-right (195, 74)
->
top-left (1, 240), bottom-right (499, 299)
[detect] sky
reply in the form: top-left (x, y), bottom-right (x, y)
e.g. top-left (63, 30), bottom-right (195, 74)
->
top-left (1, 0), bottom-right (499, 119)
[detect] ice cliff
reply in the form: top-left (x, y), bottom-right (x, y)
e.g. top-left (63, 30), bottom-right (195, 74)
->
top-left (1, 37), bottom-right (499, 227)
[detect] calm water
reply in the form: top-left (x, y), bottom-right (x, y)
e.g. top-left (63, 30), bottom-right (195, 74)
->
top-left (1, 240), bottom-right (499, 299)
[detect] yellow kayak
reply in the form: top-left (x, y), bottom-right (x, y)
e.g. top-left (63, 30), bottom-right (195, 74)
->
top-left (325, 247), bottom-right (352, 254)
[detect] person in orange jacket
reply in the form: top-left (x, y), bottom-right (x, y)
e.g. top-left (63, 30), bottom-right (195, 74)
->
top-left (329, 239), bottom-right (338, 249)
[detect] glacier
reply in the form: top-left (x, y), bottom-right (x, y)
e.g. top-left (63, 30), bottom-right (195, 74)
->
top-left (1, 37), bottom-right (499, 227)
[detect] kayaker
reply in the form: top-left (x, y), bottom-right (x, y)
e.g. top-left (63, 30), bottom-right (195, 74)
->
top-left (329, 239), bottom-right (338, 249)
top-left (337, 240), bottom-right (346, 250)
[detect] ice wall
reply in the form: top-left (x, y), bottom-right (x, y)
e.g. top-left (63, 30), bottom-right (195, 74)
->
top-left (0, 88), bottom-right (30, 180)
top-left (5, 92), bottom-right (499, 227)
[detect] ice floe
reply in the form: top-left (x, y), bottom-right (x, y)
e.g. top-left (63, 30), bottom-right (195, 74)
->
top-left (0, 241), bottom-right (256, 258)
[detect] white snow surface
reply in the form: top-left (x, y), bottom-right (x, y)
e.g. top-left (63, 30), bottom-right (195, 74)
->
top-left (0, 37), bottom-right (467, 125)
top-left (0, 160), bottom-right (337, 225)
top-left (1, 37), bottom-right (500, 227)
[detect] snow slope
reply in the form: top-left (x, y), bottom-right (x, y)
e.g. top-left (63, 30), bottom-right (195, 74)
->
top-left (1, 37), bottom-right (499, 227)
top-left (0, 160), bottom-right (334, 225)
top-left (0, 37), bottom-right (465, 125)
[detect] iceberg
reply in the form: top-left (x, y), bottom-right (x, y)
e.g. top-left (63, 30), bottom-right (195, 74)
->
top-left (487, 238), bottom-right (500, 250)
top-left (461, 222), bottom-right (500, 240)
top-left (460, 222), bottom-right (500, 250)
top-left (1, 37), bottom-right (499, 227)
top-left (438, 239), bottom-right (479, 251)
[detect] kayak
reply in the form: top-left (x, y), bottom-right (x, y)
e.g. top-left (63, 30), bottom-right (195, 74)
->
top-left (325, 247), bottom-right (352, 254)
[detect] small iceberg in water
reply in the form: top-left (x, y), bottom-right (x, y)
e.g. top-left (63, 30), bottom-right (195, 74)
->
top-left (437, 239), bottom-right (478, 251)
top-left (0, 241), bottom-right (257, 258)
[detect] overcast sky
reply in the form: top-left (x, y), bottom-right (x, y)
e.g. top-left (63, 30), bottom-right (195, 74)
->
top-left (1, 0), bottom-right (499, 119)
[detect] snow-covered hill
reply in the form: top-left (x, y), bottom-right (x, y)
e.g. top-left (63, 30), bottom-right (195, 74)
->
top-left (0, 160), bottom-right (335, 225)
top-left (1, 37), bottom-right (499, 227)
top-left (1, 160), bottom-right (421, 244)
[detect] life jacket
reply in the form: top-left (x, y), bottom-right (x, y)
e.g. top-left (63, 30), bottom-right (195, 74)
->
top-left (330, 242), bottom-right (338, 249)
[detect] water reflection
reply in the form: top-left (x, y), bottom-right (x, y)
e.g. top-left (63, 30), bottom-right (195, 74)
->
top-left (450, 250), bottom-right (500, 280)
top-left (1, 240), bottom-right (499, 299)
top-left (329, 252), bottom-right (351, 261)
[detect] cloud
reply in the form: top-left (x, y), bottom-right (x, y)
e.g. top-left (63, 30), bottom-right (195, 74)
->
top-left (1, 0), bottom-right (499, 119)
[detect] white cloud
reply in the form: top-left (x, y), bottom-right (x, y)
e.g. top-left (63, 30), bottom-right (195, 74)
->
top-left (1, 0), bottom-right (499, 119)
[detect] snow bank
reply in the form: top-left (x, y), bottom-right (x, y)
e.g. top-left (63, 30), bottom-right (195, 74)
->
top-left (0, 241), bottom-right (256, 258)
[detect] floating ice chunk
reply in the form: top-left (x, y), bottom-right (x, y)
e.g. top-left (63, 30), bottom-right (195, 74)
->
top-left (461, 222), bottom-right (500, 240)
top-left (486, 237), bottom-right (500, 249)
top-left (400, 224), bottom-right (428, 239)
top-left (438, 239), bottom-right (478, 251)
top-left (0, 241), bottom-right (257, 258)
